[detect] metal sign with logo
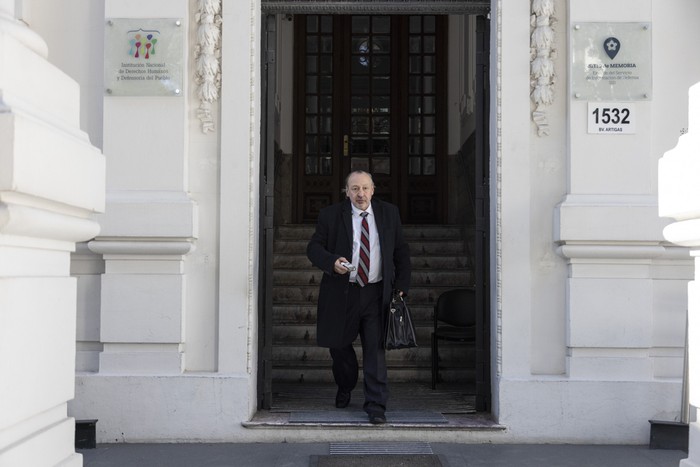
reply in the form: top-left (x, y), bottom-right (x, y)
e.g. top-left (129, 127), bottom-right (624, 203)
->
top-left (104, 18), bottom-right (184, 96)
top-left (571, 22), bottom-right (652, 101)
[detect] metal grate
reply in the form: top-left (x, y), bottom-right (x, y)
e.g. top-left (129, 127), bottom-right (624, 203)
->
top-left (330, 442), bottom-right (433, 455)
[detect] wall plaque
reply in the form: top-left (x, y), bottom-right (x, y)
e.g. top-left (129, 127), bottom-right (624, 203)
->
top-left (587, 102), bottom-right (636, 134)
top-left (104, 18), bottom-right (184, 96)
top-left (571, 22), bottom-right (652, 101)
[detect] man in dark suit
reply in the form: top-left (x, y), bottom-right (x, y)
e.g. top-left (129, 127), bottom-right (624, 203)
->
top-left (307, 170), bottom-right (411, 424)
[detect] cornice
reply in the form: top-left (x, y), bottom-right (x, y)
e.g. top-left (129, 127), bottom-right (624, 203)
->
top-left (261, 1), bottom-right (490, 15)
top-left (88, 240), bottom-right (195, 256)
top-left (0, 203), bottom-right (100, 248)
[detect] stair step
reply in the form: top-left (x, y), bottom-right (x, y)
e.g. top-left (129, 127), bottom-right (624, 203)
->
top-left (273, 255), bottom-right (314, 269)
top-left (273, 254), bottom-right (470, 270)
top-left (272, 270), bottom-right (472, 287)
top-left (273, 304), bottom-right (318, 323)
top-left (273, 304), bottom-right (436, 323)
top-left (276, 224), bottom-right (469, 241)
top-left (272, 343), bottom-right (475, 363)
top-left (270, 223), bottom-right (475, 386)
top-left (272, 367), bottom-right (474, 384)
top-left (272, 285), bottom-right (468, 304)
top-left (274, 239), bottom-right (466, 255)
top-left (272, 324), bottom-right (440, 343)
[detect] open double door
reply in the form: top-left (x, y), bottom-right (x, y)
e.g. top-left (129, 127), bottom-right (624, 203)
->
top-left (260, 2), bottom-right (491, 412)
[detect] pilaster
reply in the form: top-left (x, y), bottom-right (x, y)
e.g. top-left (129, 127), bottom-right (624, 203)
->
top-left (556, 1), bottom-right (692, 391)
top-left (88, 234), bottom-right (195, 374)
top-left (92, 0), bottom-right (197, 375)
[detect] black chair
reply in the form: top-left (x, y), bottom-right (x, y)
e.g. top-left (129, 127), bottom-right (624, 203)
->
top-left (431, 288), bottom-right (476, 389)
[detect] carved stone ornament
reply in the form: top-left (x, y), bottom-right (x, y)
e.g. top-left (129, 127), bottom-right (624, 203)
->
top-left (195, 0), bottom-right (222, 133)
top-left (530, 0), bottom-right (556, 137)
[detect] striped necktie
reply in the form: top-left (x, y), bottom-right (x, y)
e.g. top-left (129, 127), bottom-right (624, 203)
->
top-left (357, 212), bottom-right (370, 286)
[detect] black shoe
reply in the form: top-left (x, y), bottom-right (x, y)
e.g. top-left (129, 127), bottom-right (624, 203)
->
top-left (364, 402), bottom-right (386, 423)
top-left (335, 389), bottom-right (351, 408)
top-left (368, 412), bottom-right (386, 425)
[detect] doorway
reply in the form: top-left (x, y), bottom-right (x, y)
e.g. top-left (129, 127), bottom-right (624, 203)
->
top-left (259, 3), bottom-right (491, 419)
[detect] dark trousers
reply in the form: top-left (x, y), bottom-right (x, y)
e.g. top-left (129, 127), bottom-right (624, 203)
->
top-left (329, 281), bottom-right (387, 413)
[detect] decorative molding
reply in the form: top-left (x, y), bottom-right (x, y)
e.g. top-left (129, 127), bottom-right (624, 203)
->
top-left (664, 220), bottom-right (700, 248)
top-left (530, 0), bottom-right (556, 137)
top-left (0, 202), bottom-right (100, 252)
top-left (195, 0), bottom-right (222, 133)
top-left (557, 244), bottom-right (666, 261)
top-left (247, 0), bottom-right (258, 376)
top-left (87, 240), bottom-right (195, 256)
top-left (261, 1), bottom-right (490, 15)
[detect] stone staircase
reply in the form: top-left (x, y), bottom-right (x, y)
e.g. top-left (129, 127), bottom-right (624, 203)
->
top-left (271, 224), bottom-right (475, 384)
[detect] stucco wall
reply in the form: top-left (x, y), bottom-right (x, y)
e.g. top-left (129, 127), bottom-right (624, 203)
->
top-left (19, 0), bottom-right (700, 444)
top-left (492, 0), bottom-right (699, 442)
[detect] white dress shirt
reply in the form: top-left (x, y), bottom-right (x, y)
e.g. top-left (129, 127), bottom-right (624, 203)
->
top-left (350, 204), bottom-right (382, 284)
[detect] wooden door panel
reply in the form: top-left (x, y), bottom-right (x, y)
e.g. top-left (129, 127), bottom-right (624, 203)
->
top-left (295, 15), bottom-right (446, 223)
top-left (295, 15), bottom-right (340, 222)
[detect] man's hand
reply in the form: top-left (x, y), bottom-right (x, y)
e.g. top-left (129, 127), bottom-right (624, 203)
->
top-left (334, 257), bottom-right (351, 274)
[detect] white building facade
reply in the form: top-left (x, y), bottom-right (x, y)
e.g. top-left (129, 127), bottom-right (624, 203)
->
top-left (3, 0), bottom-right (700, 465)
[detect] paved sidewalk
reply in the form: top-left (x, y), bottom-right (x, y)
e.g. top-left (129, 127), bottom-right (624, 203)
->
top-left (79, 442), bottom-right (686, 467)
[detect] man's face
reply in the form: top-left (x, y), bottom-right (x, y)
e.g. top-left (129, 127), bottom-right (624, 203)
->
top-left (346, 172), bottom-right (374, 211)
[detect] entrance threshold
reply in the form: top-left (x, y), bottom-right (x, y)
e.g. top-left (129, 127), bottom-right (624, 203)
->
top-left (245, 382), bottom-right (503, 431)
top-left (243, 411), bottom-right (504, 431)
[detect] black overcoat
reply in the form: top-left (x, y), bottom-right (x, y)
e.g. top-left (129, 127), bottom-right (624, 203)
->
top-left (307, 198), bottom-right (411, 348)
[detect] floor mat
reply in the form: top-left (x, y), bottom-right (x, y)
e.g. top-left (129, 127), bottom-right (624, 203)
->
top-left (289, 410), bottom-right (448, 424)
top-left (310, 454), bottom-right (444, 466)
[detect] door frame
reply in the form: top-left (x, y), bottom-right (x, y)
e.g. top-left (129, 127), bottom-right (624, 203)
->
top-left (259, 13), bottom-right (277, 409)
top-left (259, 0), bottom-right (492, 411)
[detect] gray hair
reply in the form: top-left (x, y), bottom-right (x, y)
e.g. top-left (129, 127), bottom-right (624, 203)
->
top-left (344, 170), bottom-right (375, 190)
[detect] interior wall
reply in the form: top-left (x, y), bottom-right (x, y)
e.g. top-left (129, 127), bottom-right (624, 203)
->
top-left (447, 15), bottom-right (476, 226)
top-left (275, 14), bottom-right (295, 225)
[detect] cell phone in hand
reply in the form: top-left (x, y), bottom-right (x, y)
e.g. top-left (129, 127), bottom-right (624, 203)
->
top-left (341, 261), bottom-right (356, 271)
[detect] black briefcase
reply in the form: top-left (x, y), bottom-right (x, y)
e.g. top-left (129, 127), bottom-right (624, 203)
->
top-left (384, 291), bottom-right (418, 350)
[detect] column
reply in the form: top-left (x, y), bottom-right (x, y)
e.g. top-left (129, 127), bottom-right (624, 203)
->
top-left (0, 4), bottom-right (105, 467)
top-left (660, 82), bottom-right (700, 467)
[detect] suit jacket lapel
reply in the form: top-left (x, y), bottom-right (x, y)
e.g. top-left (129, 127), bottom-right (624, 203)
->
top-left (342, 198), bottom-right (353, 248)
top-left (372, 199), bottom-right (386, 253)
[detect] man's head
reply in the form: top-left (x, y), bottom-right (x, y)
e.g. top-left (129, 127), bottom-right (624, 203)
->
top-left (345, 170), bottom-right (374, 211)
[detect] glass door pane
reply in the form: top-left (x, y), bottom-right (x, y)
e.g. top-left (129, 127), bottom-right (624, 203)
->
top-left (349, 15), bottom-right (391, 176)
top-left (304, 15), bottom-right (333, 176)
